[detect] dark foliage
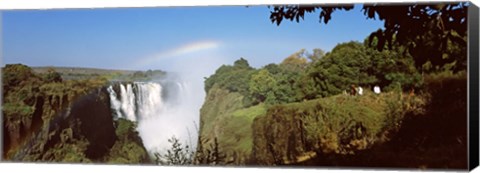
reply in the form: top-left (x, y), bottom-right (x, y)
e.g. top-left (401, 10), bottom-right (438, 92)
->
top-left (2, 64), bottom-right (43, 97)
top-left (269, 5), bottom-right (354, 25)
top-left (194, 137), bottom-right (229, 165)
top-left (155, 136), bottom-right (194, 165)
top-left (269, 3), bottom-right (468, 72)
top-left (294, 72), bottom-right (467, 169)
top-left (43, 68), bottom-right (63, 83)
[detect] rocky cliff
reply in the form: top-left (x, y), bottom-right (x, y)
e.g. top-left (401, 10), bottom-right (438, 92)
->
top-left (2, 64), bottom-right (149, 163)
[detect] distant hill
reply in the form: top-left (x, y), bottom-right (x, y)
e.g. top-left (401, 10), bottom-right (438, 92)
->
top-left (31, 66), bottom-right (137, 75)
top-left (29, 66), bottom-right (166, 81)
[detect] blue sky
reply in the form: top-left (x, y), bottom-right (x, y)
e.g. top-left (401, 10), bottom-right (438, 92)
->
top-left (2, 5), bottom-right (384, 73)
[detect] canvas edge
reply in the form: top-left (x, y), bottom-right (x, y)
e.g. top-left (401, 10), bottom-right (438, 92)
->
top-left (468, 1), bottom-right (480, 171)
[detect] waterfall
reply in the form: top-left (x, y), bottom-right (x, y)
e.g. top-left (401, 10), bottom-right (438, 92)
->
top-left (106, 81), bottom-right (198, 156)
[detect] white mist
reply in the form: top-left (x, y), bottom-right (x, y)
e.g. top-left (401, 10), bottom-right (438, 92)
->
top-left (107, 45), bottom-right (229, 158)
top-left (107, 81), bottom-right (199, 157)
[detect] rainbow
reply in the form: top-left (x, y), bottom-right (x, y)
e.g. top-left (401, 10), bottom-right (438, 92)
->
top-left (133, 40), bottom-right (220, 69)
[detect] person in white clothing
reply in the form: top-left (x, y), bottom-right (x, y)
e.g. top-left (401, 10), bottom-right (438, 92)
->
top-left (358, 86), bottom-right (363, 95)
top-left (373, 85), bottom-right (381, 94)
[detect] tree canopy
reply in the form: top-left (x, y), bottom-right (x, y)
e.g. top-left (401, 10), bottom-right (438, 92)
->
top-left (204, 58), bottom-right (255, 95)
top-left (269, 2), bottom-right (468, 72)
top-left (205, 37), bottom-right (425, 107)
top-left (204, 3), bottom-right (468, 106)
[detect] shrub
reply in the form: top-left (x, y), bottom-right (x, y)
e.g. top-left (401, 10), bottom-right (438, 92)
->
top-left (155, 136), bottom-right (194, 165)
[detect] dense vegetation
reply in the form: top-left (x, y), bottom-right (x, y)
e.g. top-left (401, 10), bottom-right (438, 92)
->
top-left (251, 91), bottom-right (423, 165)
top-left (196, 31), bottom-right (467, 168)
top-left (258, 3), bottom-right (468, 168)
top-left (205, 39), bottom-right (424, 106)
top-left (2, 64), bottom-right (150, 163)
top-left (269, 3), bottom-right (468, 72)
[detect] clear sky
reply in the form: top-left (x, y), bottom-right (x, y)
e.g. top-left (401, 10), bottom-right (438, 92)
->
top-left (2, 5), bottom-right (384, 73)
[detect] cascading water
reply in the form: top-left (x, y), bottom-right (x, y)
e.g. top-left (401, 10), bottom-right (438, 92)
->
top-left (106, 81), bottom-right (198, 157)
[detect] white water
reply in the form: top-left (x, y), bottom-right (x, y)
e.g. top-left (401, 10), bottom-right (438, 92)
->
top-left (106, 81), bottom-right (198, 156)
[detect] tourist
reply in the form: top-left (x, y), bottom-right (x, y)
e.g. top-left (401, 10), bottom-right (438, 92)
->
top-left (358, 86), bottom-right (363, 95)
top-left (374, 85), bottom-right (381, 94)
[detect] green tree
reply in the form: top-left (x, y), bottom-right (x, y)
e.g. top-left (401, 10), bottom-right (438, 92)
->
top-left (2, 64), bottom-right (44, 108)
top-left (268, 2), bottom-right (468, 72)
top-left (249, 69), bottom-right (277, 104)
top-left (295, 72), bottom-right (320, 100)
top-left (44, 68), bottom-right (63, 83)
top-left (308, 41), bottom-right (377, 97)
top-left (363, 36), bottom-right (423, 91)
top-left (280, 49), bottom-right (308, 72)
top-left (272, 68), bottom-right (303, 104)
top-left (155, 136), bottom-right (194, 165)
top-left (247, 50), bottom-right (325, 104)
top-left (263, 63), bottom-right (282, 75)
top-left (204, 58), bottom-right (255, 95)
top-left (307, 48), bottom-right (325, 63)
top-left (194, 137), bottom-right (228, 165)
top-left (2, 64), bottom-right (37, 93)
top-left (132, 71), bottom-right (147, 79)
top-left (306, 41), bottom-right (422, 97)
top-left (233, 57), bottom-right (252, 69)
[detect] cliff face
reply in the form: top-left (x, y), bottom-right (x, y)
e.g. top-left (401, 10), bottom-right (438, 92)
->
top-left (199, 74), bottom-right (467, 168)
top-left (197, 84), bottom-right (244, 162)
top-left (3, 92), bottom-right (67, 160)
top-left (9, 88), bottom-right (115, 161)
top-left (251, 95), bottom-right (394, 165)
top-left (198, 84), bottom-right (245, 142)
top-left (2, 64), bottom-right (149, 163)
top-left (5, 86), bottom-right (150, 163)
top-left (196, 83), bottom-right (397, 165)
top-left (197, 84), bottom-right (268, 165)
top-left (198, 84), bottom-right (437, 167)
top-left (3, 86), bottom-right (76, 159)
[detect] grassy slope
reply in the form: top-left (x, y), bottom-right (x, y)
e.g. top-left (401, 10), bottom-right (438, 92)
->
top-left (294, 72), bottom-right (468, 169)
top-left (197, 84), bottom-right (245, 163)
top-left (198, 71), bottom-right (467, 168)
top-left (199, 83), bottom-right (411, 165)
top-left (221, 104), bottom-right (266, 157)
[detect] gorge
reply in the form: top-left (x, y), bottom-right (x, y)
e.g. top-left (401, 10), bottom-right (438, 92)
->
top-left (2, 65), bottom-right (201, 163)
top-left (106, 81), bottom-right (199, 156)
